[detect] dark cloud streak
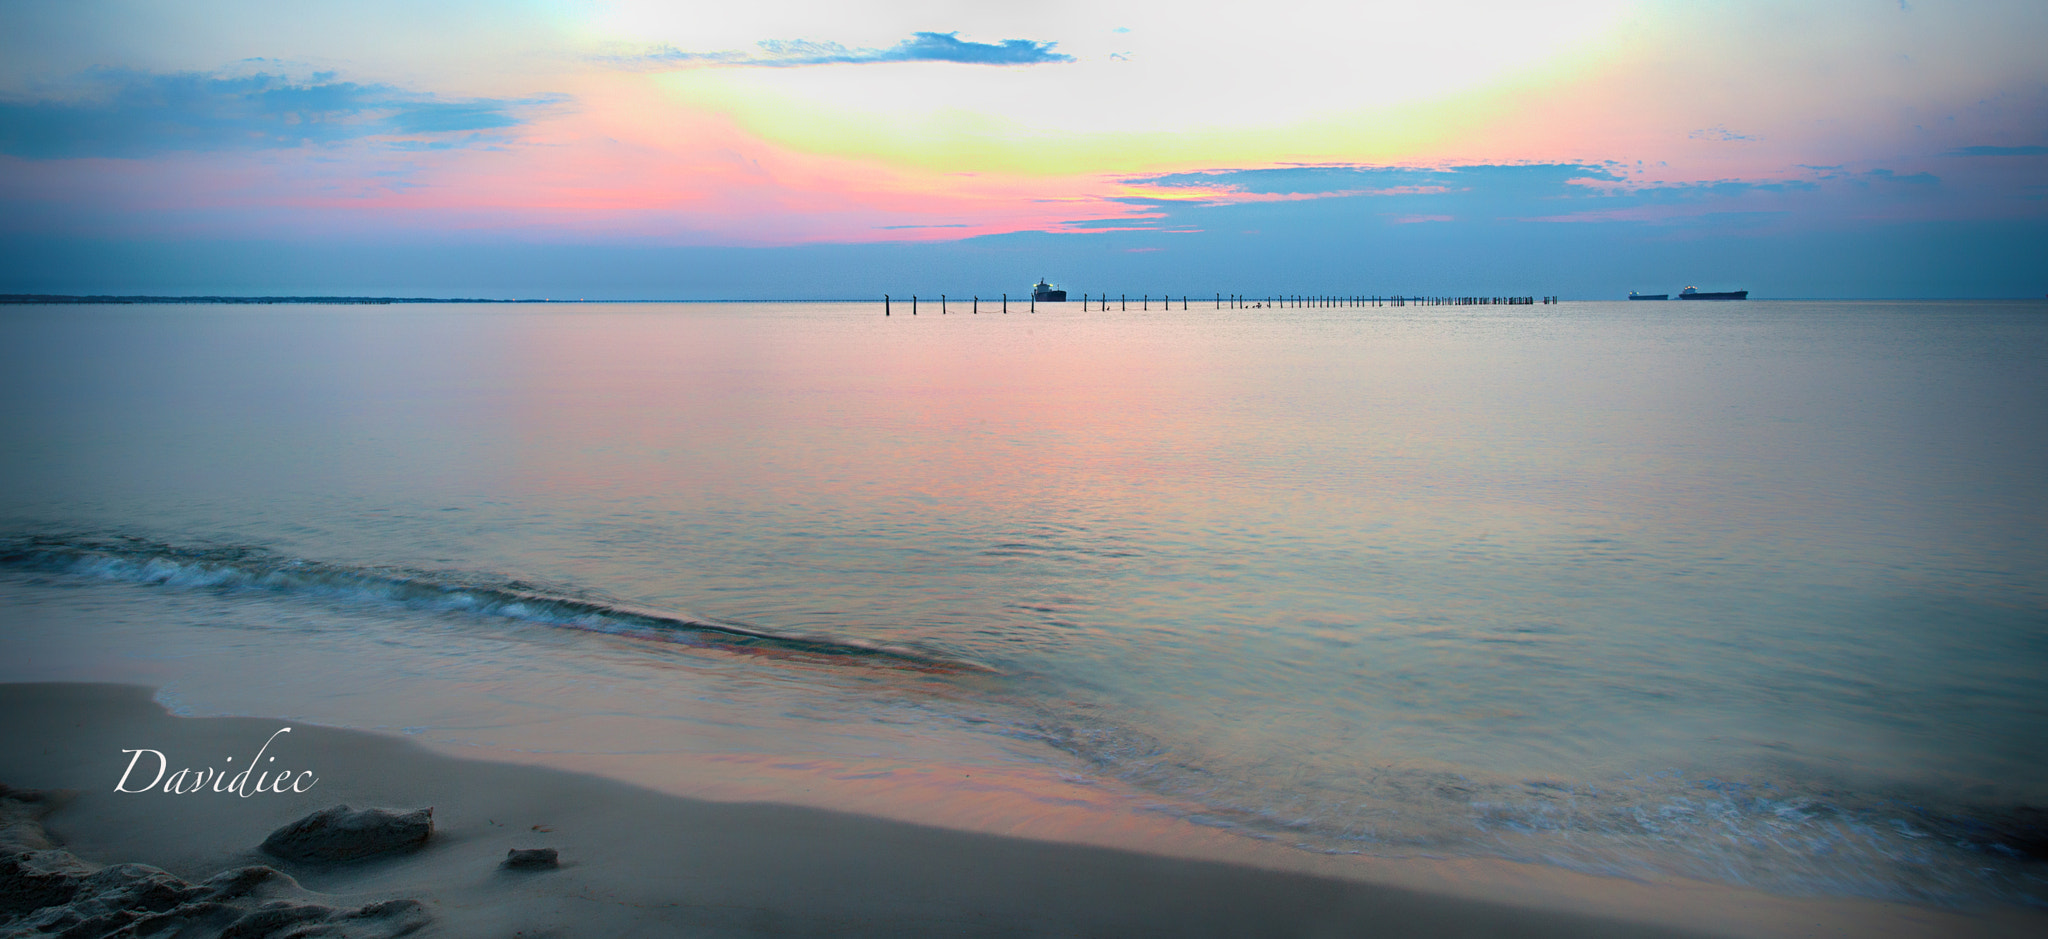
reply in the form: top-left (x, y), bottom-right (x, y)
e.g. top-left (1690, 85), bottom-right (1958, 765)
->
top-left (638, 31), bottom-right (1072, 68)
top-left (1943, 145), bottom-right (2048, 157)
top-left (0, 69), bottom-right (562, 159)
top-left (1114, 163), bottom-right (1890, 228)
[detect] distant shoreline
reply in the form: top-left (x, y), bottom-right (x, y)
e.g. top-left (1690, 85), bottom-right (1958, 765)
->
top-left (0, 294), bottom-right (537, 304)
top-left (0, 296), bottom-right (880, 304)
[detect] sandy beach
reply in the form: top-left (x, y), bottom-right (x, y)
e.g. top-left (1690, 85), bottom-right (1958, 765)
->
top-left (7, 0), bottom-right (2048, 927)
top-left (1, 682), bottom-right (2037, 938)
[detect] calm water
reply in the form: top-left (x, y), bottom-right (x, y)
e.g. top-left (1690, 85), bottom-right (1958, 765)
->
top-left (2, 300), bottom-right (2044, 906)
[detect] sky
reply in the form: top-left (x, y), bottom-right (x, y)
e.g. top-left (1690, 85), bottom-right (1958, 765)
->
top-left (0, 0), bottom-right (2043, 298)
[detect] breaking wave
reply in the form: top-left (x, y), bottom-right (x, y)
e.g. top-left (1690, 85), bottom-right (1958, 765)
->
top-left (0, 533), bottom-right (993, 674)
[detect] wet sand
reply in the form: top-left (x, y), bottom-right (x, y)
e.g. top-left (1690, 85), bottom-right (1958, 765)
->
top-left (2, 683), bottom-right (2036, 937)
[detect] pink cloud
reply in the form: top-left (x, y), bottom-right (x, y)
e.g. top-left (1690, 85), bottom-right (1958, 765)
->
top-left (1, 76), bottom-right (1165, 245)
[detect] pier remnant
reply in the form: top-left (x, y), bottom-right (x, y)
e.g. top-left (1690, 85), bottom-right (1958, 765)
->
top-left (882, 289), bottom-right (1555, 317)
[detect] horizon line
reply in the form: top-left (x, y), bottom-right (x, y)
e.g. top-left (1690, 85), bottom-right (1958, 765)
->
top-left (6, 294), bottom-right (2046, 305)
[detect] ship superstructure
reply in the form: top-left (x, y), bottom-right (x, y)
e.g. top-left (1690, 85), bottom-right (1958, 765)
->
top-left (1032, 279), bottom-right (1068, 302)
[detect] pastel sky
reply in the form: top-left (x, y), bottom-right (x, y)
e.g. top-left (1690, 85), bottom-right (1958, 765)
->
top-left (1, 0), bottom-right (2043, 297)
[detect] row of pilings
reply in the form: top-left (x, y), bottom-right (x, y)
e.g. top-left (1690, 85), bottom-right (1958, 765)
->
top-left (882, 294), bottom-right (1559, 314)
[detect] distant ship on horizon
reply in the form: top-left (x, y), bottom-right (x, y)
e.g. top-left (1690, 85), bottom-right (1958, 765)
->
top-left (1628, 287), bottom-right (1749, 300)
top-left (1032, 278), bottom-right (1068, 302)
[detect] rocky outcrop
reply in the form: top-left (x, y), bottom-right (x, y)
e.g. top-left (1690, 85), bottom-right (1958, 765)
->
top-left (259, 805), bottom-right (433, 863)
top-left (1, 787), bottom-right (428, 939)
top-left (501, 848), bottom-right (557, 870)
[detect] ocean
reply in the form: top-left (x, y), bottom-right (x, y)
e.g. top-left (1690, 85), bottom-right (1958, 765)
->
top-left (2, 299), bottom-right (2043, 909)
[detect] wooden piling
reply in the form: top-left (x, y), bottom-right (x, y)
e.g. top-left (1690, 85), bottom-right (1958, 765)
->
top-left (873, 287), bottom-right (1544, 317)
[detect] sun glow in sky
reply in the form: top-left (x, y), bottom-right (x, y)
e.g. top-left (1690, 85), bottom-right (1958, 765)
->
top-left (1, 0), bottom-right (2043, 296)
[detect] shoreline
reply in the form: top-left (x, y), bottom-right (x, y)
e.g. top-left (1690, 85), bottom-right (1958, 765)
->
top-left (3, 683), bottom-right (2038, 937)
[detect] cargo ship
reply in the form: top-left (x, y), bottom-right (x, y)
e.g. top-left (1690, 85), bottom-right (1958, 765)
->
top-left (1678, 286), bottom-right (1748, 300)
top-left (1032, 278), bottom-right (1068, 302)
top-left (1628, 291), bottom-right (1668, 300)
